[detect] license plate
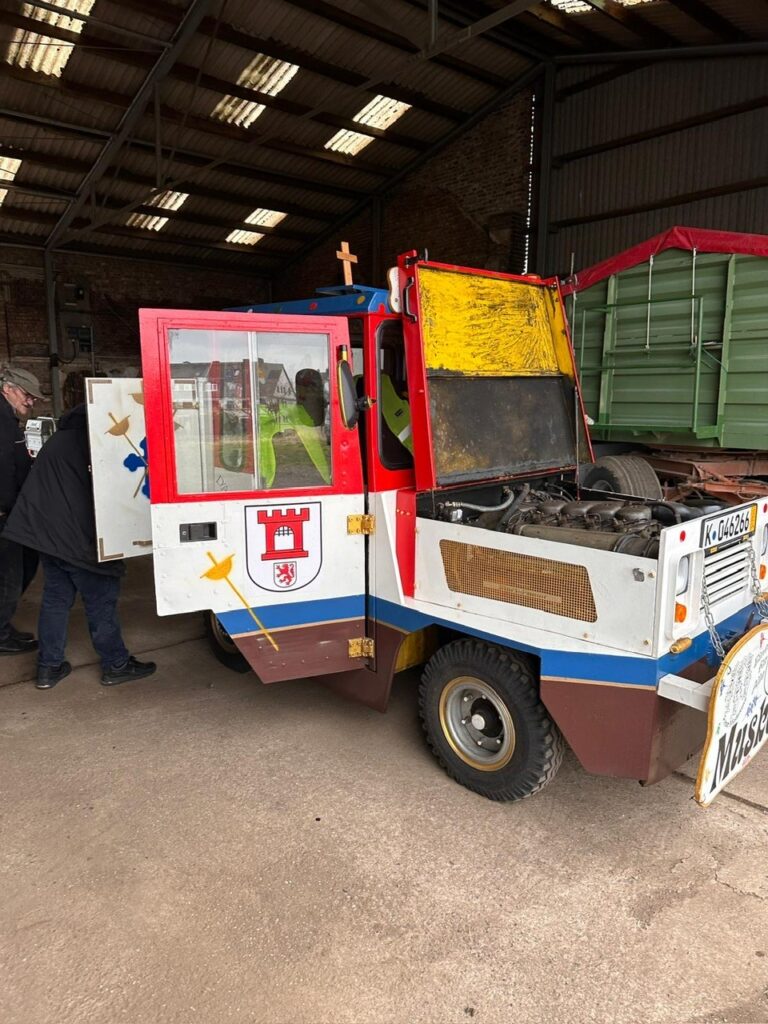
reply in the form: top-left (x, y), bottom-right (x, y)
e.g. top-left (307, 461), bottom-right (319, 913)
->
top-left (700, 503), bottom-right (757, 552)
top-left (696, 622), bottom-right (768, 805)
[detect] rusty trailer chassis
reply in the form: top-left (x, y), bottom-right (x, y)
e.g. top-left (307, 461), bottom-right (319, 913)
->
top-left (642, 448), bottom-right (768, 505)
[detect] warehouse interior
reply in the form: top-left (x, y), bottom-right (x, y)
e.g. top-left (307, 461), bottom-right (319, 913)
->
top-left (1, 0), bottom-right (766, 410)
top-left (2, 3), bottom-right (768, 1023)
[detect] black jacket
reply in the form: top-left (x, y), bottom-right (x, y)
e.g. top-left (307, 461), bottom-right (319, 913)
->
top-left (3, 405), bottom-right (124, 576)
top-left (0, 392), bottom-right (32, 517)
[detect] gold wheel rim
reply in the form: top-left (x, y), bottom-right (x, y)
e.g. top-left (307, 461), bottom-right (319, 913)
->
top-left (438, 675), bottom-right (516, 772)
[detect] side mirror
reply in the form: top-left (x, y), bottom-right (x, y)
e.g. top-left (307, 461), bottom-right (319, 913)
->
top-left (338, 359), bottom-right (359, 429)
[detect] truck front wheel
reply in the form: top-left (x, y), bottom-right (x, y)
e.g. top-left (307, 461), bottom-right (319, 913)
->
top-left (419, 640), bottom-right (564, 801)
top-left (204, 611), bottom-right (251, 673)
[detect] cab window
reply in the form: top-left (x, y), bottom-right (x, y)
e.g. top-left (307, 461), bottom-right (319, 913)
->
top-left (168, 328), bottom-right (332, 494)
top-left (377, 320), bottom-right (413, 470)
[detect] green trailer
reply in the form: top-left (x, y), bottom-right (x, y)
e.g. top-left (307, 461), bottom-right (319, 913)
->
top-left (564, 227), bottom-right (768, 503)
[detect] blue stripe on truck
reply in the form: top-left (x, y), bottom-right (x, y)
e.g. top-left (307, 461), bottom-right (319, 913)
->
top-left (217, 593), bottom-right (760, 688)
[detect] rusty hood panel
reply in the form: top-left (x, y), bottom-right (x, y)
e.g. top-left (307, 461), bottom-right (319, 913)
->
top-left (398, 255), bottom-right (592, 490)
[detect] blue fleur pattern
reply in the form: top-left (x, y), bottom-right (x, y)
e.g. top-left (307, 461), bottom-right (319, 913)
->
top-left (123, 438), bottom-right (150, 498)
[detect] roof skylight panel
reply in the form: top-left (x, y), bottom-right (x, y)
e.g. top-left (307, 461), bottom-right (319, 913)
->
top-left (548, 0), bottom-right (654, 9)
top-left (244, 208), bottom-right (287, 228)
top-left (547, 0), bottom-right (590, 11)
top-left (0, 156), bottom-right (22, 208)
top-left (226, 229), bottom-right (265, 246)
top-left (126, 190), bottom-right (189, 232)
top-left (5, 0), bottom-right (95, 78)
top-left (212, 54), bottom-right (299, 129)
top-left (355, 95), bottom-right (412, 132)
top-left (323, 129), bottom-right (374, 157)
top-left (325, 95), bottom-right (411, 156)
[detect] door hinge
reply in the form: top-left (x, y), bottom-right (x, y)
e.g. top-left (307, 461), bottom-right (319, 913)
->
top-left (347, 513), bottom-right (375, 535)
top-left (348, 637), bottom-right (375, 659)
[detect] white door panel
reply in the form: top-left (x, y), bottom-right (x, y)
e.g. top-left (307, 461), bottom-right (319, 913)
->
top-left (86, 377), bottom-right (151, 561)
top-left (151, 495), bottom-right (365, 618)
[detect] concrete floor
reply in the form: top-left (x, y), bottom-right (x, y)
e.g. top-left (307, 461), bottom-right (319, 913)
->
top-left (1, 560), bottom-right (767, 1024)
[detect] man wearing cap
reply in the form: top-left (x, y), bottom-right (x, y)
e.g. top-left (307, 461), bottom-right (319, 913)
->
top-left (0, 365), bottom-right (43, 655)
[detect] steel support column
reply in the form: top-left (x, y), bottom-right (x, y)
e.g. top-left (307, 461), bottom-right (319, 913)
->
top-left (535, 63), bottom-right (556, 276)
top-left (371, 196), bottom-right (383, 286)
top-left (43, 251), bottom-right (62, 418)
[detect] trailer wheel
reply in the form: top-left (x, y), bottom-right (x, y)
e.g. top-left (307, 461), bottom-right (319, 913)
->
top-left (204, 611), bottom-right (251, 673)
top-left (419, 640), bottom-right (564, 801)
top-left (583, 454), bottom-right (662, 499)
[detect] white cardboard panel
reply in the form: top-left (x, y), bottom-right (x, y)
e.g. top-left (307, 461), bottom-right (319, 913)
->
top-left (86, 377), bottom-right (151, 561)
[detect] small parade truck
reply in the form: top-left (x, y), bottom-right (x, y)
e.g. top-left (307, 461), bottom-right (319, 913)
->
top-left (85, 251), bottom-right (768, 805)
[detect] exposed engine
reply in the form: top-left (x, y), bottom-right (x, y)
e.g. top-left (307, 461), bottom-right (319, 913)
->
top-left (431, 484), bottom-right (727, 559)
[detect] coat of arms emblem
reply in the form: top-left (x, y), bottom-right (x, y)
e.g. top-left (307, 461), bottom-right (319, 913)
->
top-left (245, 502), bottom-right (322, 592)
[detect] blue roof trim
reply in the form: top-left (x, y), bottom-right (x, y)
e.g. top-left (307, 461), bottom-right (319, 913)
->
top-left (226, 285), bottom-right (392, 316)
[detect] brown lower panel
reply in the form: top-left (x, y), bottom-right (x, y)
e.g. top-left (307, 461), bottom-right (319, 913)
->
top-left (646, 695), bottom-right (708, 785)
top-left (541, 678), bottom-right (707, 782)
top-left (322, 622), bottom-right (406, 712)
top-left (233, 618), bottom-right (365, 684)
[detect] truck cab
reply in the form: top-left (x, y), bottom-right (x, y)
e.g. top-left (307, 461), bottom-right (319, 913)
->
top-left (86, 252), bottom-right (768, 805)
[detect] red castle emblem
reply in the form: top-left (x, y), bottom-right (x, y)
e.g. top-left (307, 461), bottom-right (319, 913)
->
top-left (258, 507), bottom-right (310, 561)
top-left (245, 502), bottom-right (322, 592)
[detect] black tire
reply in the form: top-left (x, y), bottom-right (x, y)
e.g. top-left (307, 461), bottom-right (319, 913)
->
top-left (419, 639), bottom-right (564, 801)
top-left (582, 454), bottom-right (662, 499)
top-left (204, 611), bottom-right (251, 673)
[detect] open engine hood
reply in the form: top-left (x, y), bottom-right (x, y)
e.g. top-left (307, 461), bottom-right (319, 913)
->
top-left (396, 253), bottom-right (592, 491)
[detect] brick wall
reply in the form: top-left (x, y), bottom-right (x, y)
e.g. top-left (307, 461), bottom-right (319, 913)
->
top-left (273, 89), bottom-right (534, 300)
top-left (0, 248), bottom-right (268, 412)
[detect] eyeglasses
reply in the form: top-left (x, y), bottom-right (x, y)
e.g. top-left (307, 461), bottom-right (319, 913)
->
top-left (11, 384), bottom-right (36, 404)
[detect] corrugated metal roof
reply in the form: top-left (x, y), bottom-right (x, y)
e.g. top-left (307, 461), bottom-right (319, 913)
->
top-left (547, 51), bottom-right (768, 273)
top-left (0, 0), bottom-right (764, 274)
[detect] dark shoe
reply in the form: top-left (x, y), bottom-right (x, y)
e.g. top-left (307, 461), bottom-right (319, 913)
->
top-left (0, 635), bottom-right (39, 655)
top-left (36, 661), bottom-right (72, 689)
top-left (101, 656), bottom-right (156, 686)
top-left (8, 625), bottom-right (35, 643)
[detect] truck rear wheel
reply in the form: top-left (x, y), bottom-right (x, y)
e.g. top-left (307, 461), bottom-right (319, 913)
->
top-left (204, 611), bottom-right (251, 673)
top-left (583, 454), bottom-right (662, 499)
top-left (419, 639), bottom-right (564, 801)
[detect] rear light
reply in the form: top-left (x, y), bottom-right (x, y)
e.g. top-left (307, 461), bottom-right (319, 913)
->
top-left (675, 555), bottom-right (690, 596)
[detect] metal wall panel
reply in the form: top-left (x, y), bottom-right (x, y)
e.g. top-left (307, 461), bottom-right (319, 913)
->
top-left (545, 56), bottom-right (768, 275)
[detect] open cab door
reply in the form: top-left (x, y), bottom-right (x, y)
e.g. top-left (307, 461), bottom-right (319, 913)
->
top-left (395, 252), bottom-right (591, 490)
top-left (86, 376), bottom-right (152, 561)
top-left (136, 309), bottom-right (368, 683)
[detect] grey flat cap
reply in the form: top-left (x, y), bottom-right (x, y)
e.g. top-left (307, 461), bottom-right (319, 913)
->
top-left (1, 365), bottom-right (45, 400)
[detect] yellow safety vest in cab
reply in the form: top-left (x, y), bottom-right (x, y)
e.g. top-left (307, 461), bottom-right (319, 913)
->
top-left (379, 373), bottom-right (413, 453)
top-left (258, 368), bottom-right (331, 488)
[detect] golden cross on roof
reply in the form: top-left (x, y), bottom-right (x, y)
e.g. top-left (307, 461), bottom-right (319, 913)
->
top-left (336, 240), bottom-right (358, 286)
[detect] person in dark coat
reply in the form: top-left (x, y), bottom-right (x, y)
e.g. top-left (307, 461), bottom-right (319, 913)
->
top-left (0, 365), bottom-right (42, 656)
top-left (3, 404), bottom-right (156, 690)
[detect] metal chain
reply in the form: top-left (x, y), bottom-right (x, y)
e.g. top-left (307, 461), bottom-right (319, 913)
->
top-left (701, 573), bottom-right (726, 660)
top-left (746, 543), bottom-right (768, 619)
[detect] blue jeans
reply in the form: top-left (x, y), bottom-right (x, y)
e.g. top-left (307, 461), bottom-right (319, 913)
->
top-left (38, 554), bottom-right (129, 670)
